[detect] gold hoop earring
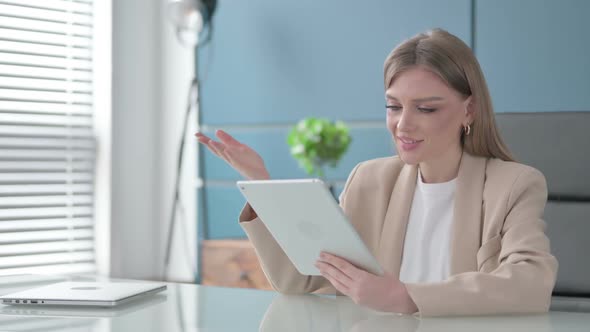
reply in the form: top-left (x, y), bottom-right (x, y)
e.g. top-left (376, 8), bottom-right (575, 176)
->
top-left (464, 124), bottom-right (471, 136)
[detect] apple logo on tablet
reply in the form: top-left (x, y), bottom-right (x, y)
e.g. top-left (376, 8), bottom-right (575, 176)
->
top-left (296, 220), bottom-right (324, 240)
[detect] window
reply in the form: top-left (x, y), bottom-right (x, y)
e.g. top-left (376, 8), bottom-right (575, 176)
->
top-left (0, 0), bottom-right (97, 275)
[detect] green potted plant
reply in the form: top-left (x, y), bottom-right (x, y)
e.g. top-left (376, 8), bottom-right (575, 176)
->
top-left (287, 117), bottom-right (352, 179)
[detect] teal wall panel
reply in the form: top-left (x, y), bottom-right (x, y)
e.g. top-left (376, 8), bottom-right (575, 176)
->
top-left (199, 0), bottom-right (473, 239)
top-left (476, 0), bottom-right (590, 112)
top-left (201, 127), bottom-right (394, 181)
top-left (204, 186), bottom-right (246, 239)
top-left (198, 0), bottom-right (472, 125)
top-left (196, 0), bottom-right (590, 255)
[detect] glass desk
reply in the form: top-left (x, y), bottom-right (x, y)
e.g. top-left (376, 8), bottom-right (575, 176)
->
top-left (0, 275), bottom-right (589, 331)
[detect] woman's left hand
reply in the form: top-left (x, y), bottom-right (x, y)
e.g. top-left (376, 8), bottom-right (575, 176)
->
top-left (315, 252), bottom-right (418, 314)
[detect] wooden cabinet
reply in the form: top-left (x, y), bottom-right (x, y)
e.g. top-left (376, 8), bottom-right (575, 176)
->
top-left (201, 239), bottom-right (273, 290)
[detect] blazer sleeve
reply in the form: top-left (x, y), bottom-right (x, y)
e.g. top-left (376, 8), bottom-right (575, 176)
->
top-left (239, 163), bottom-right (362, 294)
top-left (405, 168), bottom-right (558, 316)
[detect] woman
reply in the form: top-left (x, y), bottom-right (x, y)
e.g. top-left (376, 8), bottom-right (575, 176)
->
top-left (195, 29), bottom-right (558, 316)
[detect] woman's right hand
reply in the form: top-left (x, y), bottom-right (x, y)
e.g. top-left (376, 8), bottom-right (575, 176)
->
top-left (195, 130), bottom-right (271, 181)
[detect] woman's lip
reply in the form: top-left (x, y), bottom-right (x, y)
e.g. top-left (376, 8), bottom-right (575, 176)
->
top-left (397, 136), bottom-right (424, 144)
top-left (398, 139), bottom-right (422, 152)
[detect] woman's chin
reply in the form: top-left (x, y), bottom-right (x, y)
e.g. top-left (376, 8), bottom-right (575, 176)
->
top-left (398, 153), bottom-right (421, 165)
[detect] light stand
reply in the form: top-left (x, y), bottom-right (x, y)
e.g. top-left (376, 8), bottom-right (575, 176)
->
top-left (163, 0), bottom-right (216, 281)
top-left (163, 77), bottom-right (198, 280)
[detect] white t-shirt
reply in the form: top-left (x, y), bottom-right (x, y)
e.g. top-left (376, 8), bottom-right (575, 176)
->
top-left (398, 170), bottom-right (457, 283)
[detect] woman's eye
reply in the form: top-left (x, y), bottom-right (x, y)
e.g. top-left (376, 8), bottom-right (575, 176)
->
top-left (386, 105), bottom-right (401, 112)
top-left (417, 107), bottom-right (436, 113)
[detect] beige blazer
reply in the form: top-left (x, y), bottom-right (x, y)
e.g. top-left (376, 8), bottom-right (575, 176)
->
top-left (239, 152), bottom-right (558, 316)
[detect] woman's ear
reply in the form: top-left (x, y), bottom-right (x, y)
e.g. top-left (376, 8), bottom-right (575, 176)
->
top-left (463, 96), bottom-right (475, 124)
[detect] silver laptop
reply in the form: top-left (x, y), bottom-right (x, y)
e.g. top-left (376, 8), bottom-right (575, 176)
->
top-left (0, 281), bottom-right (167, 307)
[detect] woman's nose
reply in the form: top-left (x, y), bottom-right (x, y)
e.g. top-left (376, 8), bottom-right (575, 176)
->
top-left (396, 109), bottom-right (415, 132)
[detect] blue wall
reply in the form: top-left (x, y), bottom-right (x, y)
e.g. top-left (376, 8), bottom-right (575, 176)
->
top-left (475, 0), bottom-right (590, 112)
top-left (197, 0), bottom-right (589, 239)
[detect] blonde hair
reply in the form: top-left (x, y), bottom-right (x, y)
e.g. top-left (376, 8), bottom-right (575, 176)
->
top-left (383, 28), bottom-right (514, 162)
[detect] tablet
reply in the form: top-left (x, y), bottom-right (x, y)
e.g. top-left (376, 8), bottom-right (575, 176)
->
top-left (237, 179), bottom-right (383, 276)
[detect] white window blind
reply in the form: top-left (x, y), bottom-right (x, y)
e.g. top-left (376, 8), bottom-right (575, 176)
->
top-left (0, 0), bottom-right (96, 276)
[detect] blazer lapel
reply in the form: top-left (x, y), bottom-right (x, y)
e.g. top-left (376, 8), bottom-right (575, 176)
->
top-left (449, 152), bottom-right (487, 275)
top-left (378, 163), bottom-right (417, 277)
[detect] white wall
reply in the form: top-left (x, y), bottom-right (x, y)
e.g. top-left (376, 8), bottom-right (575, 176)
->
top-left (109, 0), bottom-right (197, 282)
top-left (93, 0), bottom-right (113, 277)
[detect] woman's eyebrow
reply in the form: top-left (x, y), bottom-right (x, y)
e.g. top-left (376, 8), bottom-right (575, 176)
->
top-left (385, 95), bottom-right (445, 102)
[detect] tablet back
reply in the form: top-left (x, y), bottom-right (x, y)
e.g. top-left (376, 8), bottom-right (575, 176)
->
top-left (237, 179), bottom-right (383, 276)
